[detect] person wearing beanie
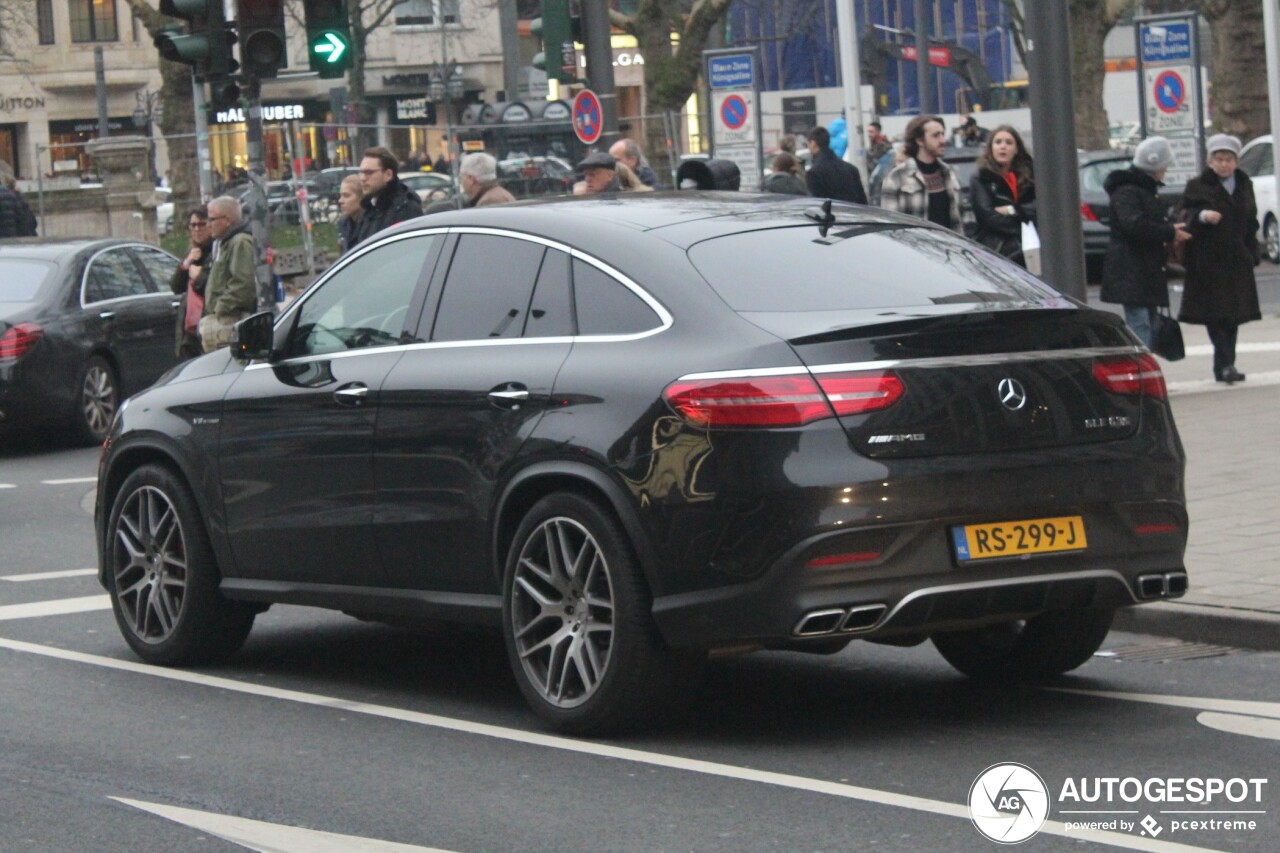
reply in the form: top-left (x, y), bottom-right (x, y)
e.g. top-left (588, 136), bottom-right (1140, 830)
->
top-left (1100, 135), bottom-right (1191, 348)
top-left (1176, 133), bottom-right (1262, 383)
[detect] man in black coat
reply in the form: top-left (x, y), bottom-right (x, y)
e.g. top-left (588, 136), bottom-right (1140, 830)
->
top-left (804, 125), bottom-right (867, 205)
top-left (1100, 136), bottom-right (1190, 349)
top-left (352, 146), bottom-right (423, 250)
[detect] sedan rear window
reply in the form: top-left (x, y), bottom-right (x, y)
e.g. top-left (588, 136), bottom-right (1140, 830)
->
top-left (0, 260), bottom-right (56, 302)
top-left (687, 225), bottom-right (1065, 312)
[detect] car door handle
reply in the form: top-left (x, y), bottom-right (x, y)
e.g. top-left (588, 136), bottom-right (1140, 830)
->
top-left (488, 384), bottom-right (529, 409)
top-left (333, 383), bottom-right (369, 406)
top-left (99, 311), bottom-right (115, 320)
top-left (171, 299), bottom-right (182, 308)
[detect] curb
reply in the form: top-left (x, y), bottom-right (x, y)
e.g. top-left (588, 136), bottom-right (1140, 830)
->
top-left (1113, 601), bottom-right (1280, 652)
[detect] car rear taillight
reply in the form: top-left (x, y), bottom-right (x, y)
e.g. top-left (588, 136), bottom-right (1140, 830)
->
top-left (1092, 354), bottom-right (1167, 399)
top-left (1081, 203), bottom-right (1099, 222)
top-left (664, 371), bottom-right (903, 427)
top-left (0, 323), bottom-right (43, 360)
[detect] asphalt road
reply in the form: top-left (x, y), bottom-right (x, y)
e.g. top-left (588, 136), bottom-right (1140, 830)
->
top-left (2, 436), bottom-right (1279, 852)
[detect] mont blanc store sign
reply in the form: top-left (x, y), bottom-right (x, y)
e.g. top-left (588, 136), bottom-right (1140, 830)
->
top-left (391, 95), bottom-right (437, 125)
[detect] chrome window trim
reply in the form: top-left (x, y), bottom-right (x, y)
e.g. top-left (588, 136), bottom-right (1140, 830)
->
top-left (257, 226), bottom-right (672, 370)
top-left (80, 243), bottom-right (179, 308)
top-left (677, 346), bottom-right (1146, 381)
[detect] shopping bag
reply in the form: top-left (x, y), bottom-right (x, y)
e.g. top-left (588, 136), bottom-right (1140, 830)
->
top-left (1150, 308), bottom-right (1185, 361)
top-left (1020, 221), bottom-right (1042, 276)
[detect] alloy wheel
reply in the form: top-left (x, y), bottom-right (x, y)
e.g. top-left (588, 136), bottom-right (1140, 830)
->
top-left (82, 361), bottom-right (117, 439)
top-left (112, 485), bottom-right (188, 643)
top-left (510, 516), bottom-right (615, 709)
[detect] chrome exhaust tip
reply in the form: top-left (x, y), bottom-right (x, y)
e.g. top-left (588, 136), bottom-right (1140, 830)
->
top-left (839, 604), bottom-right (888, 633)
top-left (1136, 574), bottom-right (1166, 599)
top-left (1165, 572), bottom-right (1189, 597)
top-left (794, 609), bottom-right (846, 636)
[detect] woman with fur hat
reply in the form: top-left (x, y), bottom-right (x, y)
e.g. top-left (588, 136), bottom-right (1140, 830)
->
top-left (1177, 134), bottom-right (1262, 383)
top-left (1100, 135), bottom-right (1192, 349)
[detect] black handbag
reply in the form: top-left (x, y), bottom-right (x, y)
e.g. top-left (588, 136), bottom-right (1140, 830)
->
top-left (1150, 307), bottom-right (1185, 361)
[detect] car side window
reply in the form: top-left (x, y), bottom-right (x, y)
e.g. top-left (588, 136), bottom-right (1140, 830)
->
top-left (572, 258), bottom-right (661, 336)
top-left (286, 234), bottom-right (436, 358)
top-left (1238, 143), bottom-right (1271, 178)
top-left (524, 248), bottom-right (574, 338)
top-left (431, 235), bottom-right (545, 341)
top-left (131, 247), bottom-right (180, 292)
top-left (83, 249), bottom-right (154, 304)
top-left (1080, 161), bottom-right (1121, 193)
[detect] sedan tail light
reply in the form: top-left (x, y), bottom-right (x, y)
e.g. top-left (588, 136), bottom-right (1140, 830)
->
top-left (1081, 203), bottom-right (1099, 223)
top-left (0, 323), bottom-right (43, 361)
top-left (665, 371), bottom-right (903, 428)
top-left (1092, 354), bottom-right (1167, 400)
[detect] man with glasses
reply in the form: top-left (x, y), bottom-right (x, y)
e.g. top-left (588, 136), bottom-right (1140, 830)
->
top-left (200, 196), bottom-right (259, 353)
top-left (169, 206), bottom-right (212, 359)
top-left (352, 146), bottom-right (422, 249)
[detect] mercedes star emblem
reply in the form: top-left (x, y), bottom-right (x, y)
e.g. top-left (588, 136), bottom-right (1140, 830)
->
top-left (998, 378), bottom-right (1028, 411)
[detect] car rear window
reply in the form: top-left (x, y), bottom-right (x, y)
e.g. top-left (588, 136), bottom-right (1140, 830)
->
top-left (0, 260), bottom-right (57, 302)
top-left (687, 225), bottom-right (1066, 312)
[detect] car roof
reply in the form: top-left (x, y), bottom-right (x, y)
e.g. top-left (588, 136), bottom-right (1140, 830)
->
top-left (0, 237), bottom-right (144, 261)
top-left (380, 192), bottom-right (925, 251)
top-left (1078, 149), bottom-right (1131, 166)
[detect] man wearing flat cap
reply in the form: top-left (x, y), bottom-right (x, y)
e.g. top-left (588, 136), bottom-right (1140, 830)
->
top-left (575, 151), bottom-right (621, 194)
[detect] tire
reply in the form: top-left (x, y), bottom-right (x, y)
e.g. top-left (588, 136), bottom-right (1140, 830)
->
top-left (1265, 216), bottom-right (1279, 264)
top-left (74, 355), bottom-right (118, 445)
top-left (502, 492), bottom-right (701, 735)
top-left (931, 607), bottom-right (1115, 682)
top-left (105, 464), bottom-right (255, 666)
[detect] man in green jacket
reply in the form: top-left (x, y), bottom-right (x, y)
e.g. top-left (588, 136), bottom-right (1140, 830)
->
top-left (200, 195), bottom-right (259, 353)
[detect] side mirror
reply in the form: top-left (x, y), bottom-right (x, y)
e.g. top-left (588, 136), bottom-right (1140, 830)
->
top-left (232, 311), bottom-right (276, 361)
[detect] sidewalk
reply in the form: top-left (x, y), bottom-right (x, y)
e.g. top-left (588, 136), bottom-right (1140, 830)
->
top-left (1109, 311), bottom-right (1280, 650)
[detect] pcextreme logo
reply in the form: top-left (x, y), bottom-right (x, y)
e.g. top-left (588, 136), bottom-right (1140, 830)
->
top-left (968, 763), bottom-right (1051, 844)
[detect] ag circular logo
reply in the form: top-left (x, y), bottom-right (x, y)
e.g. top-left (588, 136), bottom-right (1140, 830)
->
top-left (969, 763), bottom-right (1050, 844)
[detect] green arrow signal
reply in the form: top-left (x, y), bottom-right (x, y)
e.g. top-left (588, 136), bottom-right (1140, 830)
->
top-left (313, 31), bottom-right (347, 64)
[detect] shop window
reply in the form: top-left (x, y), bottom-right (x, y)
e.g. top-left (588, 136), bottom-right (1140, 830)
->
top-left (395, 0), bottom-right (459, 27)
top-left (37, 0), bottom-right (55, 45)
top-left (70, 0), bottom-right (119, 43)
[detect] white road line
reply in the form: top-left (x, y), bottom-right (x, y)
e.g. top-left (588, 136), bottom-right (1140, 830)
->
top-left (0, 484), bottom-right (15, 490)
top-left (41, 477), bottom-right (98, 485)
top-left (113, 798), bottom-right (455, 853)
top-left (1195, 713), bottom-right (1280, 742)
top-left (1052, 687), bottom-right (1280, 719)
top-left (1167, 370), bottom-right (1280, 396)
top-left (0, 637), bottom-right (1217, 853)
top-left (1183, 342), bottom-right (1280, 357)
top-left (0, 595), bottom-right (111, 621)
top-left (2, 568), bottom-right (97, 582)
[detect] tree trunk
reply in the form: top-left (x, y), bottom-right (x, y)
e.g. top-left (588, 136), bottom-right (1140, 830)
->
top-left (1205, 1), bottom-right (1267, 141)
top-left (1069, 0), bottom-right (1116, 151)
top-left (126, 2), bottom-right (199, 208)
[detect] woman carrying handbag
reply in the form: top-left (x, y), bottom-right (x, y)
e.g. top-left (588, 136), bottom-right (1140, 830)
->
top-left (1177, 134), bottom-right (1262, 384)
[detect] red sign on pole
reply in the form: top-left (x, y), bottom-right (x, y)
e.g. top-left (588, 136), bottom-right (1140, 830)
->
top-left (572, 89), bottom-right (603, 145)
top-left (901, 45), bottom-right (952, 68)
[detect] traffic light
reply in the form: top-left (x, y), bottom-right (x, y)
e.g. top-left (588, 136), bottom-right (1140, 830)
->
top-left (302, 0), bottom-right (353, 79)
top-left (532, 0), bottom-right (578, 84)
top-left (237, 0), bottom-right (287, 79)
top-left (155, 0), bottom-right (236, 81)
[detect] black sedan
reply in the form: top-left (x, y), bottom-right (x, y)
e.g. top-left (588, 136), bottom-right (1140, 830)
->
top-left (1, 238), bottom-right (182, 443)
top-left (1079, 150), bottom-right (1184, 282)
top-left (95, 195), bottom-right (1188, 734)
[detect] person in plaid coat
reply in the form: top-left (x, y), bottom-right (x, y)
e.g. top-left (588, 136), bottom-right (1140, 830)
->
top-left (880, 114), bottom-right (963, 234)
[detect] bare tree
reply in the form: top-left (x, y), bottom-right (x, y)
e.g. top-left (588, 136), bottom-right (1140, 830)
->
top-left (1069, 0), bottom-right (1137, 151)
top-left (122, 2), bottom-right (202, 206)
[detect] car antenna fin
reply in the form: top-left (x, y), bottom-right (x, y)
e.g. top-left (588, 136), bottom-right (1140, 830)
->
top-left (805, 198), bottom-right (836, 237)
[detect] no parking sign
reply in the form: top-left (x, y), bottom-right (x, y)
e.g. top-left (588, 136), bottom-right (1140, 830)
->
top-left (1144, 65), bottom-right (1196, 133)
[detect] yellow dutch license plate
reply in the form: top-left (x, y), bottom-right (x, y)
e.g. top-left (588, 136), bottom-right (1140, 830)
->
top-left (952, 516), bottom-right (1087, 562)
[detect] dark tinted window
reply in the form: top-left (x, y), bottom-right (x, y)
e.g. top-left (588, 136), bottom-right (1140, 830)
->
top-left (287, 234), bottom-right (436, 357)
top-left (524, 249), bottom-right (574, 337)
top-left (0, 260), bottom-right (56, 302)
top-left (688, 225), bottom-right (1064, 312)
top-left (572, 259), bottom-right (660, 335)
top-left (432, 235), bottom-right (545, 341)
top-left (83, 249), bottom-right (153, 303)
top-left (132, 247), bottom-right (180, 291)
